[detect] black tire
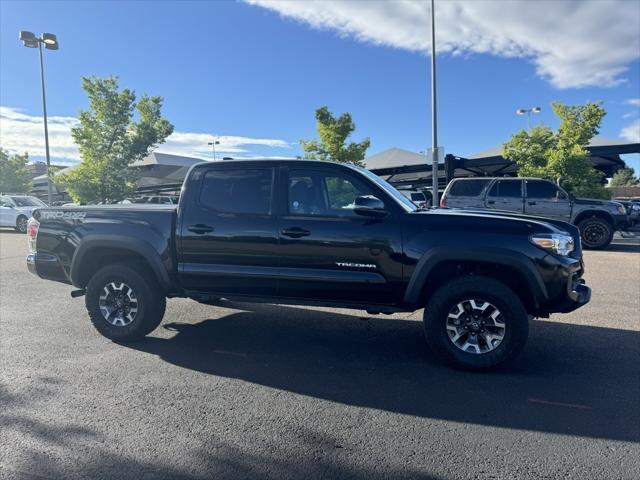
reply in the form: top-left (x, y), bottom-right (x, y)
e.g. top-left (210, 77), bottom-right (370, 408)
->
top-left (15, 215), bottom-right (28, 233)
top-left (423, 275), bottom-right (529, 371)
top-left (85, 263), bottom-right (166, 342)
top-left (578, 217), bottom-right (613, 250)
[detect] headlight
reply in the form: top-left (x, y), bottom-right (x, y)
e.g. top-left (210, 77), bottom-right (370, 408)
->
top-left (632, 204), bottom-right (640, 211)
top-left (617, 205), bottom-right (626, 215)
top-left (530, 233), bottom-right (574, 256)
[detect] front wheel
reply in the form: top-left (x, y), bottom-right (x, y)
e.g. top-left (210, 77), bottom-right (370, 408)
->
top-left (578, 217), bottom-right (613, 250)
top-left (85, 263), bottom-right (166, 342)
top-left (423, 275), bottom-right (529, 371)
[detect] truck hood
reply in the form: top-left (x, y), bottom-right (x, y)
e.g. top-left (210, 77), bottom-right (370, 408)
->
top-left (414, 207), bottom-right (582, 254)
top-left (574, 197), bottom-right (620, 208)
top-left (422, 207), bottom-right (574, 233)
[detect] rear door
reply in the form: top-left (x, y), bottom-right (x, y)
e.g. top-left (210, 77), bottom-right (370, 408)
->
top-left (524, 180), bottom-right (572, 221)
top-left (484, 179), bottom-right (524, 213)
top-left (178, 165), bottom-right (279, 296)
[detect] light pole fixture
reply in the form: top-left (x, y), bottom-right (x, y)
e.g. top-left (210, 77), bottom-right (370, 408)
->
top-left (19, 30), bottom-right (59, 204)
top-left (429, 0), bottom-right (439, 208)
top-left (208, 139), bottom-right (220, 161)
top-left (516, 106), bottom-right (541, 132)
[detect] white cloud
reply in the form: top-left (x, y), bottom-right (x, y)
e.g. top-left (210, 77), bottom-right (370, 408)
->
top-left (620, 119), bottom-right (640, 143)
top-left (0, 106), bottom-right (80, 163)
top-left (626, 99), bottom-right (640, 107)
top-left (247, 0), bottom-right (640, 89)
top-left (0, 106), bottom-right (292, 163)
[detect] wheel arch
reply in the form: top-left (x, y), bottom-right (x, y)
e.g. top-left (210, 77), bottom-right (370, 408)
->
top-left (70, 236), bottom-right (171, 290)
top-left (573, 209), bottom-right (614, 226)
top-left (404, 247), bottom-right (547, 312)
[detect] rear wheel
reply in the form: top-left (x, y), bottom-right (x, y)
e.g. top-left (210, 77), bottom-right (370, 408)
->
top-left (85, 263), bottom-right (166, 341)
top-left (423, 275), bottom-right (529, 370)
top-left (15, 215), bottom-right (28, 233)
top-left (578, 217), bottom-right (613, 250)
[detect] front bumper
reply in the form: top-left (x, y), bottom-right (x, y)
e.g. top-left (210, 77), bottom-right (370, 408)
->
top-left (612, 213), bottom-right (629, 230)
top-left (539, 260), bottom-right (591, 314)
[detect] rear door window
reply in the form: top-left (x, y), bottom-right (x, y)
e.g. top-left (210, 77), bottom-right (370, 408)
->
top-left (200, 168), bottom-right (274, 215)
top-left (526, 180), bottom-right (559, 199)
top-left (488, 180), bottom-right (522, 198)
top-left (448, 179), bottom-right (491, 197)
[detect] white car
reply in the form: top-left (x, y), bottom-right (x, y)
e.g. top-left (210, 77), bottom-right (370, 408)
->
top-left (0, 195), bottom-right (47, 233)
top-left (398, 189), bottom-right (430, 208)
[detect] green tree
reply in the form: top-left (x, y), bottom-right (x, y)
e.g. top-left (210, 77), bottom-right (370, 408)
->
top-left (300, 106), bottom-right (370, 166)
top-left (60, 76), bottom-right (174, 204)
top-left (609, 166), bottom-right (638, 187)
top-left (503, 101), bottom-right (609, 199)
top-left (0, 148), bottom-right (32, 193)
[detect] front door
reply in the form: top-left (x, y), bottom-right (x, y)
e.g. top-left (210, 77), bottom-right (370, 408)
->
top-left (524, 180), bottom-right (572, 221)
top-left (277, 165), bottom-right (404, 305)
top-left (178, 166), bottom-right (279, 297)
top-left (484, 179), bottom-right (524, 213)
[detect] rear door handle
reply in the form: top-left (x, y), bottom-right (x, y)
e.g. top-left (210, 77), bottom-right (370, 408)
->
top-left (281, 227), bottom-right (310, 238)
top-left (487, 200), bottom-right (495, 205)
top-left (188, 224), bottom-right (214, 234)
top-left (528, 201), bottom-right (537, 206)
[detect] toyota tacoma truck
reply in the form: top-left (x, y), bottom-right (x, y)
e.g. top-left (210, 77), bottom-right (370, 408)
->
top-left (26, 160), bottom-right (591, 370)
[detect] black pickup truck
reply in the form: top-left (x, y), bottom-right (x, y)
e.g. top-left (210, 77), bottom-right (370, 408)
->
top-left (27, 160), bottom-right (591, 370)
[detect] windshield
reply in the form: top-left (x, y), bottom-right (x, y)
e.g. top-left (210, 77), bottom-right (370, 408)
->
top-left (10, 196), bottom-right (46, 207)
top-left (350, 165), bottom-right (417, 212)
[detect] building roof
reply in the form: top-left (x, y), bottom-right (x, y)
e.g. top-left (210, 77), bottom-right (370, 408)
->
top-left (364, 148), bottom-right (432, 171)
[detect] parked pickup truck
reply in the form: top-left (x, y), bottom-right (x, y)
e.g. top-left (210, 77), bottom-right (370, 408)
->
top-left (440, 177), bottom-right (628, 250)
top-left (27, 160), bottom-right (591, 370)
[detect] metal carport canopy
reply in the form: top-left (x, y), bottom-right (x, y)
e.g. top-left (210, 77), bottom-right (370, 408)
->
top-left (364, 139), bottom-right (640, 189)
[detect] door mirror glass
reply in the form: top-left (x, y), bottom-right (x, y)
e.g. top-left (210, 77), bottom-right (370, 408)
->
top-left (354, 195), bottom-right (387, 218)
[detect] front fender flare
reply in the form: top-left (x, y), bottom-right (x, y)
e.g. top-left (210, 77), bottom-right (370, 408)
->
top-left (403, 247), bottom-right (548, 308)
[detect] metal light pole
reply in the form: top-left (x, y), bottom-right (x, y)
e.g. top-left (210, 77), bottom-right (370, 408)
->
top-left (19, 31), bottom-right (59, 205)
top-left (208, 139), bottom-right (220, 161)
top-left (430, 0), bottom-right (439, 207)
top-left (516, 106), bottom-right (541, 133)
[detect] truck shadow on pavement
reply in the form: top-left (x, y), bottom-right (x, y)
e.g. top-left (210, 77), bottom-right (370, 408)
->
top-left (127, 302), bottom-right (639, 444)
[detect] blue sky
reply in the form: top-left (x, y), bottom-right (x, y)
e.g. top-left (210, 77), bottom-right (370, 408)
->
top-left (1, 0), bottom-right (639, 171)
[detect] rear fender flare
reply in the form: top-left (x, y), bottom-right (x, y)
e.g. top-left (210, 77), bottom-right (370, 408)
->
top-left (70, 236), bottom-right (171, 290)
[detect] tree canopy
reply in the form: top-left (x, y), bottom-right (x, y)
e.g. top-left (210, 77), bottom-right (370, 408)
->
top-left (59, 76), bottom-right (174, 204)
top-left (0, 148), bottom-right (32, 194)
top-left (503, 101), bottom-right (609, 199)
top-left (609, 166), bottom-right (638, 187)
top-left (300, 106), bottom-right (370, 166)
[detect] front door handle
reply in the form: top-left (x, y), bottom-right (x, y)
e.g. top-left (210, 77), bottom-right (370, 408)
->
top-left (188, 224), bottom-right (214, 234)
top-left (528, 201), bottom-right (537, 206)
top-left (487, 200), bottom-right (495, 205)
top-left (281, 227), bottom-right (310, 238)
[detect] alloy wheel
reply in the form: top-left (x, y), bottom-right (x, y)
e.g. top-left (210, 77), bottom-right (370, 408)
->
top-left (446, 299), bottom-right (506, 354)
top-left (98, 282), bottom-right (139, 327)
top-left (583, 223), bottom-right (607, 247)
top-left (17, 217), bottom-right (28, 233)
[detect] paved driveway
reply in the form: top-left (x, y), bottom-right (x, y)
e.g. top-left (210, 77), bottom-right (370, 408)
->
top-left (1, 231), bottom-right (638, 479)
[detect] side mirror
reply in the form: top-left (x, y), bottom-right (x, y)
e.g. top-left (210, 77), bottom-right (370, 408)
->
top-left (354, 195), bottom-right (387, 218)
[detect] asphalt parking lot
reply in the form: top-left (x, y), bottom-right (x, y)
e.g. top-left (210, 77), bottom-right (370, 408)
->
top-left (1, 230), bottom-right (639, 480)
